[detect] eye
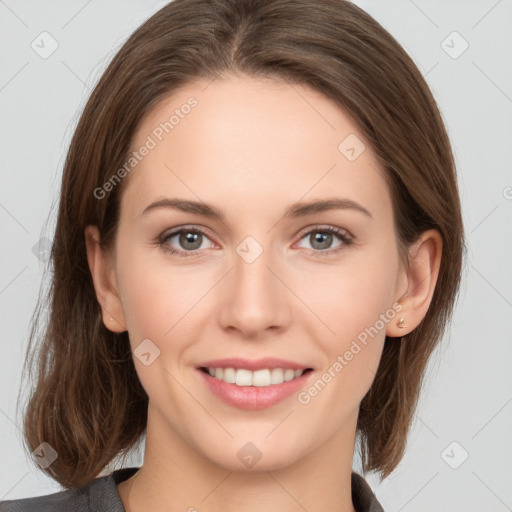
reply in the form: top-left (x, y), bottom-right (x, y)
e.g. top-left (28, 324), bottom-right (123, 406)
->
top-left (157, 224), bottom-right (353, 259)
top-left (158, 227), bottom-right (214, 258)
top-left (295, 225), bottom-right (353, 256)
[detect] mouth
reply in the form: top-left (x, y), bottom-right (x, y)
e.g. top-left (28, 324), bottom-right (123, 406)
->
top-left (198, 366), bottom-right (314, 387)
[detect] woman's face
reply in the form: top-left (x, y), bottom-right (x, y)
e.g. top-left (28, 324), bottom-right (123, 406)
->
top-left (96, 73), bottom-right (410, 471)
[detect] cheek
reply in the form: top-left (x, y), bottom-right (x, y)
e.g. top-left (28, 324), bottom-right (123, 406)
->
top-left (114, 247), bottom-right (202, 396)
top-left (300, 247), bottom-right (398, 338)
top-left (295, 245), bottom-right (399, 395)
top-left (115, 241), bottom-right (205, 338)
top-left (113, 248), bottom-right (167, 356)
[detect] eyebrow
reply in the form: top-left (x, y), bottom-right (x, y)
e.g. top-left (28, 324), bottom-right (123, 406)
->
top-left (141, 197), bottom-right (373, 220)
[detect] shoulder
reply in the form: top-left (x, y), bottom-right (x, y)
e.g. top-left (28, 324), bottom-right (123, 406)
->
top-left (0, 467), bottom-right (139, 512)
top-left (351, 471), bottom-right (385, 512)
top-left (0, 484), bottom-right (91, 512)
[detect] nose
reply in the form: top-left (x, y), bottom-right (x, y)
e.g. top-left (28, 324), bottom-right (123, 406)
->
top-left (216, 239), bottom-right (292, 339)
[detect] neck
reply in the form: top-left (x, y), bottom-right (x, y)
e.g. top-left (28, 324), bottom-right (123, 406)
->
top-left (118, 404), bottom-right (358, 512)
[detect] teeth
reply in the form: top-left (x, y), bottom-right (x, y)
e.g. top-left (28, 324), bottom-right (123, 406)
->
top-left (205, 367), bottom-right (306, 386)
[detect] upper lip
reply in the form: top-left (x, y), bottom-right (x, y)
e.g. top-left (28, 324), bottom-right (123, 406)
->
top-left (196, 357), bottom-right (312, 371)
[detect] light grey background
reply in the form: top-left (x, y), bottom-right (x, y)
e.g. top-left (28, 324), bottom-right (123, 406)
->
top-left (1, 1), bottom-right (511, 510)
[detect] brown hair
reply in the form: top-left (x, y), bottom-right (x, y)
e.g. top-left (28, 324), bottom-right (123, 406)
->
top-left (19, 0), bottom-right (465, 488)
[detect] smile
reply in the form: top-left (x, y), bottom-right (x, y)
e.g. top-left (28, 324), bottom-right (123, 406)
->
top-left (200, 367), bottom-right (313, 387)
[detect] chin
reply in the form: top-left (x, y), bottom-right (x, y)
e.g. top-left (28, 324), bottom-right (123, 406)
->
top-left (200, 438), bottom-right (305, 473)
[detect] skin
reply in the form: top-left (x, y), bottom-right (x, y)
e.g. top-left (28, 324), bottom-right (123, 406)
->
top-left (85, 72), bottom-right (442, 512)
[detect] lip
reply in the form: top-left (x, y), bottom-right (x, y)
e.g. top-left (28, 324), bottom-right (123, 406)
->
top-left (196, 367), bottom-right (314, 410)
top-left (196, 357), bottom-right (312, 371)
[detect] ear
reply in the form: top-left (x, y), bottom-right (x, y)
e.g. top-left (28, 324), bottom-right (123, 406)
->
top-left (85, 225), bottom-right (127, 333)
top-left (387, 229), bottom-right (443, 338)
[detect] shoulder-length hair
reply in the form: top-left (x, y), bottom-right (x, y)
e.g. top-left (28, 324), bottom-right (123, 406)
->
top-left (20, 0), bottom-right (465, 488)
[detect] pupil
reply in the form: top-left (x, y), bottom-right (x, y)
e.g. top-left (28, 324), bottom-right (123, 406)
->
top-left (312, 232), bottom-right (331, 250)
top-left (180, 231), bottom-right (202, 250)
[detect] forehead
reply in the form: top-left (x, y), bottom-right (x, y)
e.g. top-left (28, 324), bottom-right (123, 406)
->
top-left (121, 73), bottom-right (390, 223)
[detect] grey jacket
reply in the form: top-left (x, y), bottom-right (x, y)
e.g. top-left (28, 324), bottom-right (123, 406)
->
top-left (0, 467), bottom-right (384, 512)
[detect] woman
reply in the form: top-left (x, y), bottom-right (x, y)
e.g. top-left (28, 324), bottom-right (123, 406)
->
top-left (0, 0), bottom-right (465, 511)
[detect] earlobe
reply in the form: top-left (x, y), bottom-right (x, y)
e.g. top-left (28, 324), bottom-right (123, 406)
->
top-left (387, 229), bottom-right (443, 338)
top-left (84, 225), bottom-right (127, 333)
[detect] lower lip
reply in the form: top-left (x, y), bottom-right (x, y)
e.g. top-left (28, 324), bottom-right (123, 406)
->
top-left (196, 369), bottom-right (313, 410)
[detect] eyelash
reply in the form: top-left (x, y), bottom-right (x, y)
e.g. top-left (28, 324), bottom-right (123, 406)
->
top-left (157, 225), bottom-right (353, 259)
